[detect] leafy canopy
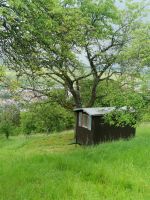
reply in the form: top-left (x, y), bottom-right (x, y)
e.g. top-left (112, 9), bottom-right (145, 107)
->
top-left (0, 0), bottom-right (150, 126)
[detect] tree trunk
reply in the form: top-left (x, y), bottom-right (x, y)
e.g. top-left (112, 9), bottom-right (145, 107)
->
top-left (87, 78), bottom-right (99, 107)
top-left (6, 131), bottom-right (9, 139)
top-left (67, 81), bottom-right (82, 108)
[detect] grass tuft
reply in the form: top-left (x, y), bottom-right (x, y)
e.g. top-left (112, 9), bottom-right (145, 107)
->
top-left (0, 124), bottom-right (150, 199)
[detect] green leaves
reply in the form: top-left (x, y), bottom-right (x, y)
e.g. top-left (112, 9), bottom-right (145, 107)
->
top-left (100, 79), bottom-right (148, 126)
top-left (20, 102), bottom-right (74, 134)
top-left (0, 0), bottom-right (149, 112)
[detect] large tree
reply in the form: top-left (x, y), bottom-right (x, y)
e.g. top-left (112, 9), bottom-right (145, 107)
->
top-left (0, 0), bottom-right (150, 109)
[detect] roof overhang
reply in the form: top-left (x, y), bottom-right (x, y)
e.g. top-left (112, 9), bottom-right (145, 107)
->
top-left (74, 107), bottom-right (135, 116)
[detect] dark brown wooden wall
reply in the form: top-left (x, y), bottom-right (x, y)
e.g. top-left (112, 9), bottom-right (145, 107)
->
top-left (75, 112), bottom-right (136, 145)
top-left (92, 116), bottom-right (136, 144)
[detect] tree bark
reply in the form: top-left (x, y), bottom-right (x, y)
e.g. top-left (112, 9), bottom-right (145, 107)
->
top-left (86, 78), bottom-right (99, 107)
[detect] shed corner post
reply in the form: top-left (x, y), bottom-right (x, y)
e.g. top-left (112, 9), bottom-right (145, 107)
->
top-left (74, 111), bottom-right (78, 145)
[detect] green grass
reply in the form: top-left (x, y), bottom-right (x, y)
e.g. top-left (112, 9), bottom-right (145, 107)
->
top-left (0, 124), bottom-right (150, 200)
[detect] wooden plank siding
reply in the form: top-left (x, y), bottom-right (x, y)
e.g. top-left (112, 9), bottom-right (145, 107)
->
top-left (75, 111), bottom-right (136, 145)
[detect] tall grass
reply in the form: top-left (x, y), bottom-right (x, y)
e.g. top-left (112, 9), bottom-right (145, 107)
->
top-left (0, 124), bottom-right (150, 200)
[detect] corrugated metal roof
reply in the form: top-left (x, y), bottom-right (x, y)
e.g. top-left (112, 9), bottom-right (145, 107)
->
top-left (74, 107), bottom-right (131, 116)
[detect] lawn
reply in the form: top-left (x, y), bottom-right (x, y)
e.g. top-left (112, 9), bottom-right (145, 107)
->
top-left (0, 124), bottom-right (150, 200)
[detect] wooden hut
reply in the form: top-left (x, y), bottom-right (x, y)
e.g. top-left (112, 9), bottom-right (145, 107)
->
top-left (74, 107), bottom-right (136, 145)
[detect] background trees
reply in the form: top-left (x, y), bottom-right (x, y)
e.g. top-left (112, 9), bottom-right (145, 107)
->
top-left (20, 102), bottom-right (74, 135)
top-left (1, 0), bottom-right (149, 107)
top-left (0, 101), bottom-right (74, 137)
top-left (0, 0), bottom-right (149, 127)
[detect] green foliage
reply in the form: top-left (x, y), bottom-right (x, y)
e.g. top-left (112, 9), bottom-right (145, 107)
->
top-left (0, 120), bottom-right (13, 139)
top-left (80, 78), bottom-right (148, 126)
top-left (0, 105), bottom-right (20, 138)
top-left (104, 110), bottom-right (137, 127)
top-left (0, 0), bottom-right (149, 127)
top-left (20, 112), bottom-right (36, 135)
top-left (100, 80), bottom-right (147, 126)
top-left (20, 102), bottom-right (74, 135)
top-left (142, 103), bottom-right (150, 122)
top-left (1, 0), bottom-right (149, 110)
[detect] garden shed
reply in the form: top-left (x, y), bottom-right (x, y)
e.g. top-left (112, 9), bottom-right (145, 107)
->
top-left (74, 107), bottom-right (136, 145)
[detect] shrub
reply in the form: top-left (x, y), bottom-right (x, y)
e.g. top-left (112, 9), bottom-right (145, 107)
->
top-left (20, 102), bottom-right (74, 135)
top-left (0, 105), bottom-right (20, 138)
top-left (0, 120), bottom-right (14, 139)
top-left (20, 112), bottom-right (36, 135)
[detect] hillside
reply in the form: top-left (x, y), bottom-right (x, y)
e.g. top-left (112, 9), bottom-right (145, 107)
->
top-left (0, 124), bottom-right (150, 200)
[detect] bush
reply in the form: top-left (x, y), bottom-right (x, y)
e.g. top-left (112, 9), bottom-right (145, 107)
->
top-left (0, 120), bottom-right (14, 139)
top-left (20, 102), bottom-right (74, 135)
top-left (20, 112), bottom-right (36, 135)
top-left (0, 105), bottom-right (20, 138)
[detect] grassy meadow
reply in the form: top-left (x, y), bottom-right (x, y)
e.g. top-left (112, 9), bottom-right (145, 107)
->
top-left (0, 124), bottom-right (150, 200)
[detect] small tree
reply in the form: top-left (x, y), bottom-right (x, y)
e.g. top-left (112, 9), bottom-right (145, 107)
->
top-left (0, 105), bottom-right (20, 138)
top-left (20, 111), bottom-right (36, 136)
top-left (0, 120), bottom-right (13, 139)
